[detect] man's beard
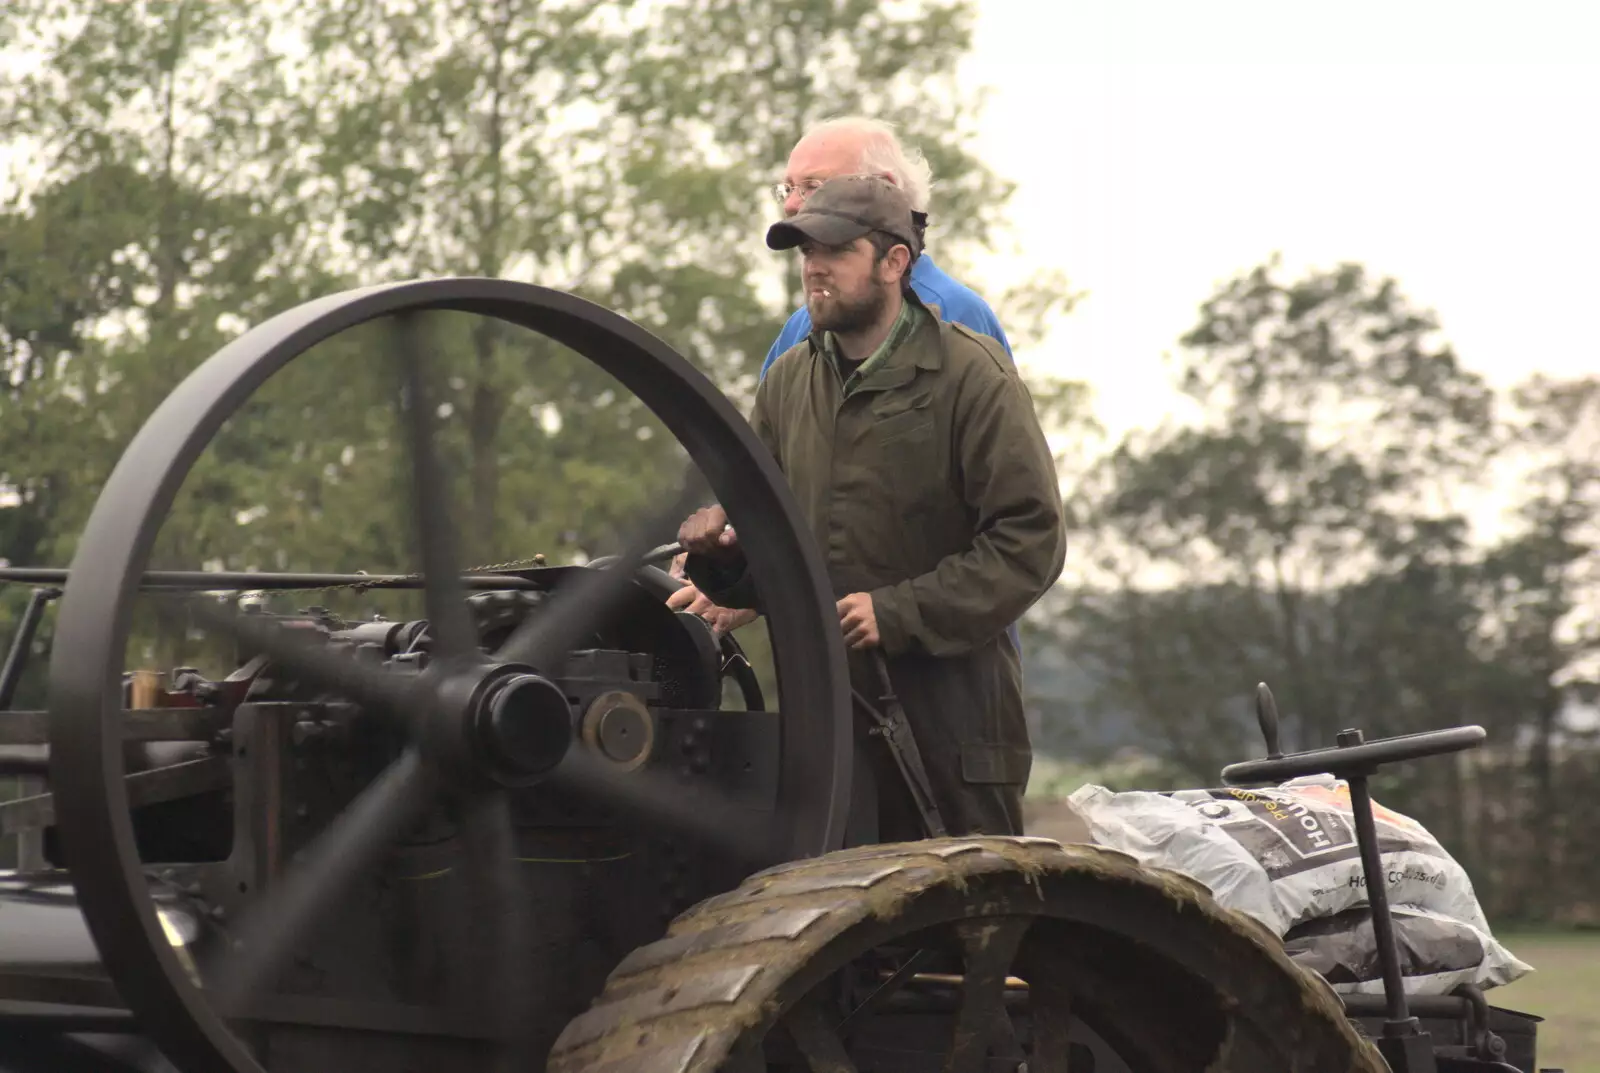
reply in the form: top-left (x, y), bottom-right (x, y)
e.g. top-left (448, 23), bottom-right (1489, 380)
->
top-left (809, 279), bottom-right (890, 335)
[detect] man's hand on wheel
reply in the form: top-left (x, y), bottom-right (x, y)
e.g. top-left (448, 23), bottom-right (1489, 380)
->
top-left (666, 582), bottom-right (716, 616)
top-left (838, 593), bottom-right (879, 649)
top-left (667, 579), bottom-right (759, 636)
top-left (678, 504), bottom-right (737, 559)
top-left (707, 606), bottom-right (759, 635)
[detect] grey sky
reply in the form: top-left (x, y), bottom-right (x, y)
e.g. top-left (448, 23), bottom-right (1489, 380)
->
top-left (959, 0), bottom-right (1599, 444)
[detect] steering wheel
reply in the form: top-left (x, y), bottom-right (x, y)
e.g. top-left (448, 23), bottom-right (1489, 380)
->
top-left (1220, 683), bottom-right (1486, 785)
top-left (1221, 726), bottom-right (1485, 785)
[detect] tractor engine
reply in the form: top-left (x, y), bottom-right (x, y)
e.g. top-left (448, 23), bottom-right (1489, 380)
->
top-left (2, 578), bottom-right (778, 1072)
top-left (0, 277), bottom-right (1549, 1073)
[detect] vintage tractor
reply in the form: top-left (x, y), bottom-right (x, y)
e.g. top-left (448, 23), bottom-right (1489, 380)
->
top-left (0, 278), bottom-right (1557, 1072)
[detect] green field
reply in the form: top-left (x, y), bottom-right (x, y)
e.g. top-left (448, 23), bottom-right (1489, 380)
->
top-left (1491, 931), bottom-right (1600, 1073)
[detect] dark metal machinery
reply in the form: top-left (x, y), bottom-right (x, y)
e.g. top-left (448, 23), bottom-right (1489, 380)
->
top-left (0, 277), bottom-right (1562, 1073)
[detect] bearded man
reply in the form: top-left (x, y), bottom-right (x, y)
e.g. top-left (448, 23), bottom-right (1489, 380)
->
top-left (668, 116), bottom-right (1025, 656)
top-left (677, 176), bottom-right (1064, 839)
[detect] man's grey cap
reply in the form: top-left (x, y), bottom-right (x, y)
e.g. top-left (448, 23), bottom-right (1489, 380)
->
top-left (766, 175), bottom-right (923, 256)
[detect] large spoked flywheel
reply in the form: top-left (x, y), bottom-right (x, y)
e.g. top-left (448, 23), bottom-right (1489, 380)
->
top-left (45, 278), bottom-right (852, 1073)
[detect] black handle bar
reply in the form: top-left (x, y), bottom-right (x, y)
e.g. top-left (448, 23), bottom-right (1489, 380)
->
top-left (1220, 725), bottom-right (1486, 785)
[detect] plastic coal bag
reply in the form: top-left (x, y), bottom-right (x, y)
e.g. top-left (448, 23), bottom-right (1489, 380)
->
top-left (1284, 904), bottom-right (1532, 995)
top-left (1066, 775), bottom-right (1532, 993)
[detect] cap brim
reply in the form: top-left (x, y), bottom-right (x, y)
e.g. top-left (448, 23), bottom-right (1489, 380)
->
top-left (766, 213), bottom-right (872, 251)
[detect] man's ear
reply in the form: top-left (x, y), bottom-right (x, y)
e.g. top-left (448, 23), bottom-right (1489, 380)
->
top-left (885, 244), bottom-right (912, 285)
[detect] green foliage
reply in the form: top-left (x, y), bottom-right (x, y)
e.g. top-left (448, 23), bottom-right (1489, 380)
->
top-left (0, 0), bottom-right (336, 570)
top-left (0, 0), bottom-right (1095, 691)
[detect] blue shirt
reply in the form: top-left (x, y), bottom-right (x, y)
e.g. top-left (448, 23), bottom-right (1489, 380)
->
top-left (760, 253), bottom-right (1025, 654)
top-left (761, 254), bottom-right (1013, 377)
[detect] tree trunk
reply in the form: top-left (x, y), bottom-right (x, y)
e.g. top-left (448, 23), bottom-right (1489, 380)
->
top-left (1528, 686), bottom-right (1559, 921)
top-left (463, 0), bottom-right (512, 564)
top-left (152, 3), bottom-right (190, 332)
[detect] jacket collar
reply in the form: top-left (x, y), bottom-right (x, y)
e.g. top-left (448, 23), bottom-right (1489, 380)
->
top-left (805, 288), bottom-right (946, 393)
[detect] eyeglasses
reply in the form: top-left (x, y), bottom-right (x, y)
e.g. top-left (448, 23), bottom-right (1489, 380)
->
top-left (771, 179), bottom-right (826, 202)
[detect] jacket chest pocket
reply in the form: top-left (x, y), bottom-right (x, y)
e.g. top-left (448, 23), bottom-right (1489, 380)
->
top-left (873, 403), bottom-right (934, 455)
top-left (847, 394), bottom-right (940, 509)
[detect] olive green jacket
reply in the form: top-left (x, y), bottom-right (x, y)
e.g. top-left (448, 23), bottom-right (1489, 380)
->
top-left (692, 295), bottom-right (1066, 659)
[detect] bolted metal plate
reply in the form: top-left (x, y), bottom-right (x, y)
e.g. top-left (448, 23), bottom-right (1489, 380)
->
top-left (613, 906), bottom-right (833, 979)
top-left (745, 839), bottom-right (988, 881)
top-left (749, 862), bottom-right (945, 900)
top-left (553, 1034), bottom-right (707, 1073)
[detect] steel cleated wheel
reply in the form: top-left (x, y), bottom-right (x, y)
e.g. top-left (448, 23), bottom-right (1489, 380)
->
top-left (550, 837), bottom-right (1390, 1073)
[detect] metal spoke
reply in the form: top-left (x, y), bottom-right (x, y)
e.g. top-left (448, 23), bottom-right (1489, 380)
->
top-left (944, 918), bottom-right (1031, 1073)
top-left (1021, 967), bottom-right (1079, 1073)
top-left (495, 467), bottom-right (709, 671)
top-left (206, 748), bottom-right (440, 1016)
top-left (173, 599), bottom-right (425, 730)
top-left (837, 949), bottom-right (932, 1033)
top-left (784, 993), bottom-right (859, 1073)
top-left (455, 787), bottom-right (534, 1073)
top-left (390, 311), bottom-right (477, 663)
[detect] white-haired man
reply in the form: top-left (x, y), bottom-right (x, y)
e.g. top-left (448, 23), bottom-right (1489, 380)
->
top-left (761, 116), bottom-right (1012, 375)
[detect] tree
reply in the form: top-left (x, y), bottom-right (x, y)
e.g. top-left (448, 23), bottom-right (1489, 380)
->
top-left (1055, 257), bottom-right (1501, 778)
top-left (616, 0), bottom-right (1008, 294)
top-left (2, 1), bottom-right (1090, 667)
top-left (1041, 257), bottom-right (1600, 923)
top-left (0, 0), bottom-right (355, 669)
top-left (1469, 374), bottom-right (1600, 920)
top-left (0, 0), bottom-right (334, 530)
top-left (265, 0), bottom-right (1076, 568)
